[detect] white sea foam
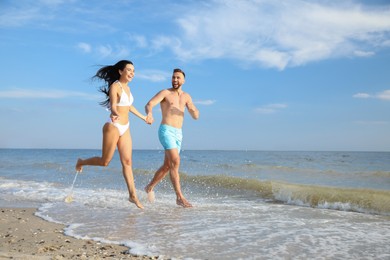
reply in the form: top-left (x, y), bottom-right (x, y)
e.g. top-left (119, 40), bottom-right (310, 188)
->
top-left (1, 179), bottom-right (389, 259)
top-left (1, 149), bottom-right (390, 259)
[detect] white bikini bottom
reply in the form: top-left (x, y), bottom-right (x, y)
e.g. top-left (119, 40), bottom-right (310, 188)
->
top-left (108, 119), bottom-right (129, 136)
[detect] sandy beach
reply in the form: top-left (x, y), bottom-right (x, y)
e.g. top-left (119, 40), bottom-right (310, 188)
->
top-left (0, 208), bottom-right (153, 260)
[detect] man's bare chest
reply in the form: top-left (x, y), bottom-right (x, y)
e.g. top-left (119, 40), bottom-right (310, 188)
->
top-left (165, 94), bottom-right (186, 108)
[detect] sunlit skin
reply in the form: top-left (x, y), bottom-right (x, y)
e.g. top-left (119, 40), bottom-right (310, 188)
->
top-left (144, 70), bottom-right (199, 208)
top-left (75, 62), bottom-right (152, 209)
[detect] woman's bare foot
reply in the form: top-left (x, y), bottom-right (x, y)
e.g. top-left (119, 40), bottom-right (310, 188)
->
top-left (144, 186), bottom-right (155, 203)
top-left (75, 159), bottom-right (83, 173)
top-left (177, 197), bottom-right (192, 208)
top-left (129, 197), bottom-right (144, 209)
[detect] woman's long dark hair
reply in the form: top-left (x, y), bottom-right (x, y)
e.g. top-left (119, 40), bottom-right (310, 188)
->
top-left (93, 60), bottom-right (133, 108)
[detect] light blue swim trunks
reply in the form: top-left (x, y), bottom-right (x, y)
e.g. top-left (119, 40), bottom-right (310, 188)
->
top-left (158, 124), bottom-right (183, 153)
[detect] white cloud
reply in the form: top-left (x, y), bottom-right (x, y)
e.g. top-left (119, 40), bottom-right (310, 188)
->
top-left (3, 1), bottom-right (390, 70)
top-left (128, 34), bottom-right (148, 48)
top-left (95, 44), bottom-right (129, 59)
top-left (162, 0), bottom-right (390, 70)
top-left (151, 36), bottom-right (179, 52)
top-left (77, 42), bottom-right (92, 53)
top-left (0, 88), bottom-right (98, 100)
top-left (255, 103), bottom-right (288, 114)
top-left (97, 45), bottom-right (113, 57)
top-left (38, 0), bottom-right (65, 6)
top-left (377, 90), bottom-right (390, 101)
top-left (75, 42), bottom-right (130, 58)
top-left (353, 50), bottom-right (375, 57)
top-left (0, 6), bottom-right (42, 27)
top-left (382, 40), bottom-right (390, 47)
top-left (353, 93), bottom-right (371, 99)
top-left (0, 0), bottom-right (76, 27)
top-left (194, 99), bottom-right (216, 106)
top-left (115, 46), bottom-right (130, 58)
top-left (353, 89), bottom-right (390, 101)
top-left (137, 70), bottom-right (170, 82)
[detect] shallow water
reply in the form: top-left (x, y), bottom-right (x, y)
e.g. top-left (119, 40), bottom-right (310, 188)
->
top-left (1, 149), bottom-right (389, 259)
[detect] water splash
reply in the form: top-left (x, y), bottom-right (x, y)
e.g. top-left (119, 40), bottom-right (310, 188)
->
top-left (65, 171), bottom-right (80, 203)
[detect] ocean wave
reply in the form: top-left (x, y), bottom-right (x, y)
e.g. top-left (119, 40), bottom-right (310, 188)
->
top-left (184, 174), bottom-right (390, 216)
top-left (1, 174), bottom-right (389, 216)
top-left (215, 162), bottom-right (306, 172)
top-left (270, 181), bottom-right (390, 216)
top-left (371, 171), bottom-right (390, 177)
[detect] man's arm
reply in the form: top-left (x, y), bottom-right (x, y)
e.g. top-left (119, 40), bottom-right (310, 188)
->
top-left (145, 90), bottom-right (168, 123)
top-left (186, 95), bottom-right (199, 120)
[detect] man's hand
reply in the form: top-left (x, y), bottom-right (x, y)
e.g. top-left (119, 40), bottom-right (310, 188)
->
top-left (145, 114), bottom-right (154, 124)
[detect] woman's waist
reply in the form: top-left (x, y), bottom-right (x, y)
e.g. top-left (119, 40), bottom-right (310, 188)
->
top-left (107, 117), bottom-right (129, 125)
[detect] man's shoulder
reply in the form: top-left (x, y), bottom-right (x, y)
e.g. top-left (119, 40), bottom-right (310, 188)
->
top-left (182, 91), bottom-right (192, 98)
top-left (155, 88), bottom-right (171, 96)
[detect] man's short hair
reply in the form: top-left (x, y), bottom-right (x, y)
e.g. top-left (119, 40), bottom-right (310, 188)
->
top-left (173, 68), bottom-right (185, 78)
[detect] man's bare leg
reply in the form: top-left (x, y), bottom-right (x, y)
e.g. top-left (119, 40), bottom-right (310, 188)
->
top-left (166, 149), bottom-right (193, 208)
top-left (145, 189), bottom-right (155, 203)
top-left (176, 197), bottom-right (192, 208)
top-left (145, 155), bottom-right (170, 202)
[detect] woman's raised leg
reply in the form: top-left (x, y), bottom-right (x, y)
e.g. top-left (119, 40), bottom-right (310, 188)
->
top-left (76, 123), bottom-right (119, 172)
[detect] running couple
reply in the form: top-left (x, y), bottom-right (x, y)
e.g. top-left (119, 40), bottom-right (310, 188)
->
top-left (76, 61), bottom-right (199, 209)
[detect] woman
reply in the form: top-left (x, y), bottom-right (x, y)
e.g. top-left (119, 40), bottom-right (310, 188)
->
top-left (76, 60), bottom-right (151, 209)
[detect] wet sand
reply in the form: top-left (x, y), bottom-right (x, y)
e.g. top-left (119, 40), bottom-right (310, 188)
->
top-left (0, 208), bottom-right (155, 260)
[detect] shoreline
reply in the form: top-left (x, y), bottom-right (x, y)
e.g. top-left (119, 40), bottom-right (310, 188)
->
top-left (0, 207), bottom-right (154, 259)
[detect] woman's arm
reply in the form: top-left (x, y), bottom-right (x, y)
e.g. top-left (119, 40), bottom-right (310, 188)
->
top-left (129, 105), bottom-right (149, 123)
top-left (109, 83), bottom-right (120, 121)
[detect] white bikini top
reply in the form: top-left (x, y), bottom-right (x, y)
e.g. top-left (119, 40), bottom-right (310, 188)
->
top-left (115, 81), bottom-right (134, 107)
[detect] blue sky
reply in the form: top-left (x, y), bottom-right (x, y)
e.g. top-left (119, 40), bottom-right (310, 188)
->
top-left (1, 0), bottom-right (390, 151)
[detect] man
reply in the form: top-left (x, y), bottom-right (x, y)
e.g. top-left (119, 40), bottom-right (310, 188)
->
top-left (145, 68), bottom-right (199, 208)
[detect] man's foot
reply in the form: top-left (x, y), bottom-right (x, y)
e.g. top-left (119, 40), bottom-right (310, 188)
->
top-left (144, 185), bottom-right (155, 203)
top-left (75, 159), bottom-right (83, 173)
top-left (129, 197), bottom-right (144, 209)
top-left (177, 197), bottom-right (192, 208)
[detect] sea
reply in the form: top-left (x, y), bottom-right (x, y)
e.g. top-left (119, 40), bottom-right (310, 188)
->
top-left (0, 149), bottom-right (389, 259)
